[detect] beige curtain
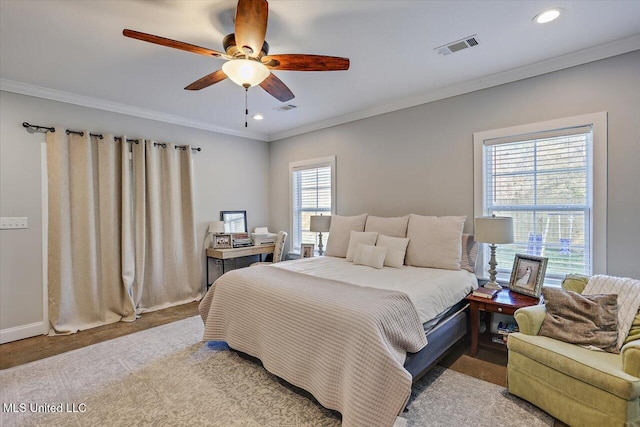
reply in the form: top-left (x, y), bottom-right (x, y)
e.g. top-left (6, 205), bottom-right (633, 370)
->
top-left (127, 140), bottom-right (201, 313)
top-left (47, 132), bottom-right (201, 334)
top-left (47, 131), bottom-right (136, 334)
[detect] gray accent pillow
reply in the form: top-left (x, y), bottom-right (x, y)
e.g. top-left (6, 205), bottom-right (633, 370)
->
top-left (538, 287), bottom-right (619, 353)
top-left (460, 234), bottom-right (478, 273)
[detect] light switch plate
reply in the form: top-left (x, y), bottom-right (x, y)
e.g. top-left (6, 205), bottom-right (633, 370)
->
top-left (0, 217), bottom-right (28, 229)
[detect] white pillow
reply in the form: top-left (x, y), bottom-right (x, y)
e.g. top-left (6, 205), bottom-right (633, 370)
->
top-left (353, 243), bottom-right (387, 269)
top-left (364, 215), bottom-right (410, 238)
top-left (375, 235), bottom-right (409, 268)
top-left (324, 214), bottom-right (368, 258)
top-left (346, 231), bottom-right (379, 262)
top-left (405, 214), bottom-right (466, 270)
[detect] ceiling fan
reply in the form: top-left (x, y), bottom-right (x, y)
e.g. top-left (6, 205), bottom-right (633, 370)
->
top-left (123, 0), bottom-right (350, 104)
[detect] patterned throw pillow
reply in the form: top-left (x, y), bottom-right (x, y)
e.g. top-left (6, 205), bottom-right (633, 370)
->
top-left (538, 287), bottom-right (618, 353)
top-left (561, 273), bottom-right (640, 346)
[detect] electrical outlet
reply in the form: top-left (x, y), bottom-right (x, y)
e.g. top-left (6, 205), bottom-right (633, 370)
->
top-left (0, 217), bottom-right (28, 230)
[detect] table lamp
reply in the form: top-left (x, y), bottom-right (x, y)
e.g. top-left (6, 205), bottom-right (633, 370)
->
top-left (310, 215), bottom-right (331, 256)
top-left (474, 214), bottom-right (514, 290)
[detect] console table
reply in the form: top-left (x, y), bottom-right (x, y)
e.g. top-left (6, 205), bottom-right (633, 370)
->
top-left (206, 245), bottom-right (276, 288)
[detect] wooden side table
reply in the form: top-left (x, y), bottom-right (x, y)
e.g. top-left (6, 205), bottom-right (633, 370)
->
top-left (466, 289), bottom-right (541, 357)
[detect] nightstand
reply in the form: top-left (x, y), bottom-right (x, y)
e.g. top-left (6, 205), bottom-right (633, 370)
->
top-left (466, 288), bottom-right (541, 357)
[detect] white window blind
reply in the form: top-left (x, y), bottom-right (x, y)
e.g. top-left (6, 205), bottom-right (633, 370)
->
top-left (291, 163), bottom-right (333, 253)
top-left (483, 126), bottom-right (593, 281)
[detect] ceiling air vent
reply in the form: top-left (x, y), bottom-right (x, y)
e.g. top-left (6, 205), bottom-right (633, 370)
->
top-left (434, 35), bottom-right (479, 56)
top-left (274, 104), bottom-right (298, 112)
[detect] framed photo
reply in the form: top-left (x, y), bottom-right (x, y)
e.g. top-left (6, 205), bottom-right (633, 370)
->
top-left (301, 243), bottom-right (315, 258)
top-left (508, 254), bottom-right (548, 298)
top-left (213, 234), bottom-right (232, 249)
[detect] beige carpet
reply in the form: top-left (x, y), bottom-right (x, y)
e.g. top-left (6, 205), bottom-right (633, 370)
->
top-left (1, 316), bottom-right (552, 426)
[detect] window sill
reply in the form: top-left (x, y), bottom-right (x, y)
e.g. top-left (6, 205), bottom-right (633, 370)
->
top-left (286, 252), bottom-right (301, 261)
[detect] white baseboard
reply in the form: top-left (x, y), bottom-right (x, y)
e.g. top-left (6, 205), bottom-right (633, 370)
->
top-left (0, 322), bottom-right (47, 344)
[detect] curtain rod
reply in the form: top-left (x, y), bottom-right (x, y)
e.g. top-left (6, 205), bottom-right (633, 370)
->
top-left (22, 122), bottom-right (202, 152)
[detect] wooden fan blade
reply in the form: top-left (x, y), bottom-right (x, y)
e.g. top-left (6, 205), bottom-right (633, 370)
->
top-left (262, 54), bottom-right (350, 71)
top-left (123, 29), bottom-right (225, 58)
top-left (259, 73), bottom-right (294, 102)
top-left (234, 0), bottom-right (268, 58)
top-left (185, 70), bottom-right (228, 90)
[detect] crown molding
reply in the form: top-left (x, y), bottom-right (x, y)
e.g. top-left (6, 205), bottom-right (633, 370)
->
top-left (0, 79), bottom-right (269, 142)
top-left (268, 34), bottom-right (640, 142)
top-left (2, 34), bottom-right (638, 143)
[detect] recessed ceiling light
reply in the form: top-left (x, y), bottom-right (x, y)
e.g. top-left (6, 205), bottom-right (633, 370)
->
top-left (534, 8), bottom-right (562, 24)
top-left (252, 114), bottom-right (264, 120)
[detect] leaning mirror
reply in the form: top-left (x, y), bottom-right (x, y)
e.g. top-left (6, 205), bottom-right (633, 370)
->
top-left (220, 210), bottom-right (247, 233)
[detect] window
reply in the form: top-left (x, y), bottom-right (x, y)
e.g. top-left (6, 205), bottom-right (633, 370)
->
top-left (289, 156), bottom-right (336, 254)
top-left (474, 113), bottom-right (607, 284)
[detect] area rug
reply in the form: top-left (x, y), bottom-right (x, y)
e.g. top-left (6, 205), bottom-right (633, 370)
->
top-left (1, 316), bottom-right (553, 426)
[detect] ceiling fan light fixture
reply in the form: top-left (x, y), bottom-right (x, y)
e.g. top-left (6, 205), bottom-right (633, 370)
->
top-left (222, 59), bottom-right (270, 87)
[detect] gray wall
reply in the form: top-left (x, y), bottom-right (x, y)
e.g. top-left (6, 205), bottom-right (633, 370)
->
top-left (2, 51), bottom-right (638, 337)
top-left (0, 91), bottom-right (269, 333)
top-left (269, 51), bottom-right (640, 279)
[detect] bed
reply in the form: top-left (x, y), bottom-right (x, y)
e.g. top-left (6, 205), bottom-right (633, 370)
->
top-left (199, 214), bottom-right (478, 427)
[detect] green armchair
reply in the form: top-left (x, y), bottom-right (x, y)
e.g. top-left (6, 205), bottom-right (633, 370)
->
top-left (507, 304), bottom-right (640, 427)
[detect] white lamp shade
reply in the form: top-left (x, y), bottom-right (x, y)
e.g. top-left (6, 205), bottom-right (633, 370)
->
top-left (474, 216), bottom-right (514, 244)
top-left (222, 59), bottom-right (270, 87)
top-left (208, 221), bottom-right (225, 234)
top-left (310, 215), bottom-right (331, 233)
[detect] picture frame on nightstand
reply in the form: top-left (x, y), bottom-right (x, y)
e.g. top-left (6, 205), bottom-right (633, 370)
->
top-left (301, 243), bottom-right (315, 258)
top-left (509, 254), bottom-right (548, 298)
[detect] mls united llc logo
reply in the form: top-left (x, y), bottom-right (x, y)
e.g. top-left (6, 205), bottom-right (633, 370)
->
top-left (3, 403), bottom-right (86, 413)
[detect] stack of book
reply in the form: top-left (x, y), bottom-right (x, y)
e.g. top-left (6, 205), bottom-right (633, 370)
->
top-left (491, 335), bottom-right (508, 345)
top-left (472, 287), bottom-right (499, 299)
top-left (492, 321), bottom-right (520, 346)
top-left (498, 321), bottom-right (519, 335)
top-left (232, 233), bottom-right (253, 248)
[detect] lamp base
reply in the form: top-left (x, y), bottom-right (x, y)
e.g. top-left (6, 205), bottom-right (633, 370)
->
top-left (484, 281), bottom-right (503, 291)
top-left (317, 232), bottom-right (324, 256)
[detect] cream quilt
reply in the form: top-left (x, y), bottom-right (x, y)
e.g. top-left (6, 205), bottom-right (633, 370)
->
top-left (584, 274), bottom-right (640, 350)
top-left (199, 265), bottom-right (427, 427)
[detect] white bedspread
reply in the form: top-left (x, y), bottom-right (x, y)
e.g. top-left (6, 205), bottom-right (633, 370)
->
top-left (275, 256), bottom-right (478, 324)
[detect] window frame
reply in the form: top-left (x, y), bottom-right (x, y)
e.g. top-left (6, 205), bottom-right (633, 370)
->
top-left (473, 112), bottom-right (607, 284)
top-left (288, 156), bottom-right (336, 255)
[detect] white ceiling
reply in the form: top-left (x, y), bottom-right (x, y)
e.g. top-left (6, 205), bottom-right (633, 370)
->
top-left (1, 0), bottom-right (639, 141)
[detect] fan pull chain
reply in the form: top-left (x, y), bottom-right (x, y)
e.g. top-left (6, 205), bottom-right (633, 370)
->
top-left (244, 86), bottom-right (249, 128)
